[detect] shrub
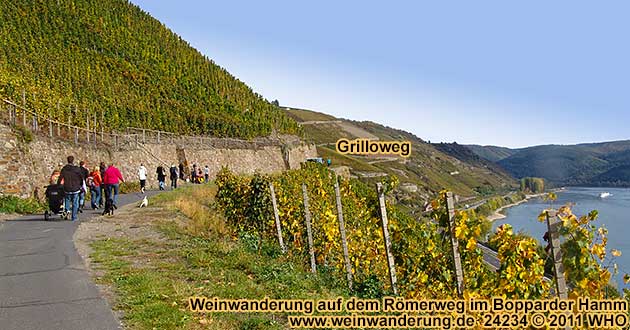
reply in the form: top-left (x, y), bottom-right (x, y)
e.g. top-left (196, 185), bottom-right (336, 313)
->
top-left (11, 124), bottom-right (33, 144)
top-left (119, 181), bottom-right (141, 194)
top-left (0, 195), bottom-right (44, 214)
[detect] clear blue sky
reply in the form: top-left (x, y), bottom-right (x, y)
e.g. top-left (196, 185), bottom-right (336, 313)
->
top-left (131, 0), bottom-right (630, 148)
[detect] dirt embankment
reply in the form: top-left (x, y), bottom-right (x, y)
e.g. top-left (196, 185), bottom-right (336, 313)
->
top-left (74, 203), bottom-right (175, 268)
top-left (73, 203), bottom-right (175, 317)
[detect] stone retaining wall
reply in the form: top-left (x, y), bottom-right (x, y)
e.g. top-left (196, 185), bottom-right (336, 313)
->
top-left (0, 123), bottom-right (316, 198)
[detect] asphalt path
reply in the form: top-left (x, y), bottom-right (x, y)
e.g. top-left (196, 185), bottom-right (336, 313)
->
top-left (0, 190), bottom-right (158, 330)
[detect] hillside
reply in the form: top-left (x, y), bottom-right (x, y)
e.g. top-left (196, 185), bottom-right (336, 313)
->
top-left (0, 0), bottom-right (299, 138)
top-left (433, 142), bottom-right (505, 169)
top-left (591, 165), bottom-right (630, 186)
top-left (285, 107), bottom-right (516, 208)
top-left (467, 141), bottom-right (630, 187)
top-left (465, 144), bottom-right (517, 162)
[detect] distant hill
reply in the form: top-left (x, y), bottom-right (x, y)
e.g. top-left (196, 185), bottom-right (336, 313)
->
top-left (465, 145), bottom-right (517, 162)
top-left (465, 141), bottom-right (630, 187)
top-left (0, 0), bottom-right (299, 138)
top-left (592, 165), bottom-right (630, 187)
top-left (433, 142), bottom-right (504, 169)
top-left (285, 107), bottom-right (516, 208)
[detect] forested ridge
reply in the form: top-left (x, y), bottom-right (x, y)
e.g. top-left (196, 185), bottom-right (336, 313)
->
top-left (465, 141), bottom-right (630, 187)
top-left (0, 0), bottom-right (300, 138)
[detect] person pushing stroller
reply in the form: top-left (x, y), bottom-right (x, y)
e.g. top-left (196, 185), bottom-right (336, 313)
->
top-left (57, 156), bottom-right (84, 221)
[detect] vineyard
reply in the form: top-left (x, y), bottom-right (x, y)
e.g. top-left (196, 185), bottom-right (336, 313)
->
top-left (0, 0), bottom-right (300, 139)
top-left (215, 163), bottom-right (629, 315)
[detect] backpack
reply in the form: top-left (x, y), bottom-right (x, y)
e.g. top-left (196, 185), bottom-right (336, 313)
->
top-left (86, 175), bottom-right (95, 188)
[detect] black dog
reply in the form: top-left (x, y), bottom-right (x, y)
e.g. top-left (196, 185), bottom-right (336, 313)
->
top-left (102, 198), bottom-right (117, 216)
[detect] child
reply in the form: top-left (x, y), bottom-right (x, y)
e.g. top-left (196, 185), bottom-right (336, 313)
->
top-left (88, 166), bottom-right (102, 209)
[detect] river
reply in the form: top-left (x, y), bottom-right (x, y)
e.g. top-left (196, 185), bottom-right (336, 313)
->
top-left (492, 187), bottom-right (630, 290)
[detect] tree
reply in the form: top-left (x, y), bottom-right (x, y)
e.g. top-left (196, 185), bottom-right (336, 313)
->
top-left (520, 177), bottom-right (545, 193)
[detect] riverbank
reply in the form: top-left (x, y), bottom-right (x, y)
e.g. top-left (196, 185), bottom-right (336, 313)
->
top-left (486, 191), bottom-right (554, 222)
top-left (489, 186), bottom-right (630, 289)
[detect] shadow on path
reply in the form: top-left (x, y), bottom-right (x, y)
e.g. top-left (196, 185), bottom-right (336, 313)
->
top-left (0, 190), bottom-right (161, 330)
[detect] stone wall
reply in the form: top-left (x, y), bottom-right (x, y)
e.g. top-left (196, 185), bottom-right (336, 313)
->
top-left (0, 123), bottom-right (316, 198)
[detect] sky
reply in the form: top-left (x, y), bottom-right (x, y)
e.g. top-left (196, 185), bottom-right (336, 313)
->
top-left (130, 0), bottom-right (630, 148)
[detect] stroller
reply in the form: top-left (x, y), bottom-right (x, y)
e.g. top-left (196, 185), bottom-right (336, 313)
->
top-left (44, 184), bottom-right (65, 220)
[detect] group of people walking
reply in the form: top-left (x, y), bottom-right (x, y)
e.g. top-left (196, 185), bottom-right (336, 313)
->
top-left (49, 158), bottom-right (211, 221)
top-left (168, 163), bottom-right (209, 188)
top-left (50, 156), bottom-right (125, 221)
top-left (146, 163), bottom-right (210, 190)
top-left (137, 163), bottom-right (172, 191)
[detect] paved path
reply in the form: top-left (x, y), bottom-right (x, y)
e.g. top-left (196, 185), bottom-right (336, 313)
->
top-left (0, 191), bottom-right (158, 330)
top-left (477, 242), bottom-right (501, 270)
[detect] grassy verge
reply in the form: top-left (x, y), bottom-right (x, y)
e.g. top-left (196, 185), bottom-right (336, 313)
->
top-left (0, 195), bottom-right (44, 214)
top-left (89, 184), bottom-right (347, 330)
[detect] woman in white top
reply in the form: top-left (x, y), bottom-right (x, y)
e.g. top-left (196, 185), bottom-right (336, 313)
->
top-left (138, 163), bottom-right (147, 193)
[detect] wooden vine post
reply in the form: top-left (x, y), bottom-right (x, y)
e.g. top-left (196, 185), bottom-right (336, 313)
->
top-left (269, 182), bottom-right (287, 253)
top-left (93, 112), bottom-right (97, 133)
top-left (100, 109), bottom-right (104, 142)
top-left (56, 102), bottom-right (61, 136)
top-left (93, 113), bottom-right (98, 145)
top-left (445, 191), bottom-right (464, 297)
top-left (86, 110), bottom-right (90, 142)
top-left (48, 108), bottom-right (53, 137)
top-left (21, 89), bottom-right (26, 127)
top-left (376, 182), bottom-right (398, 295)
top-left (301, 184), bottom-right (317, 273)
top-left (334, 178), bottom-right (354, 291)
top-left (546, 210), bottom-right (568, 299)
